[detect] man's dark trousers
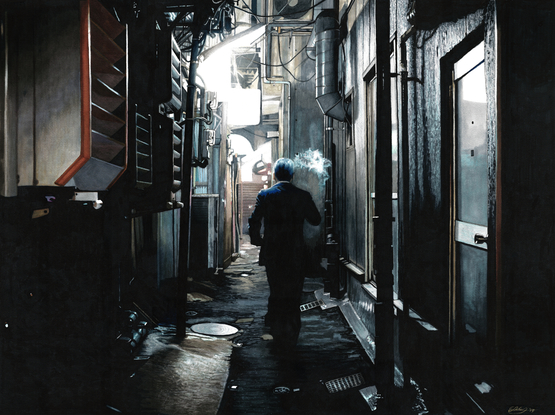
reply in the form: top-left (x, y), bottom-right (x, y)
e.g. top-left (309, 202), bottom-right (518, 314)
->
top-left (265, 261), bottom-right (305, 348)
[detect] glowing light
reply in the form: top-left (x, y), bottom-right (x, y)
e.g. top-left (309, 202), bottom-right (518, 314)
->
top-left (197, 26), bottom-right (266, 126)
top-left (224, 88), bottom-right (261, 126)
top-left (198, 49), bottom-right (232, 93)
top-left (228, 134), bottom-right (254, 156)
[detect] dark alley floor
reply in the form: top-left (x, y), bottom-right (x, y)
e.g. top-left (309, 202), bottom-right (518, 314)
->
top-left (105, 239), bottom-right (439, 415)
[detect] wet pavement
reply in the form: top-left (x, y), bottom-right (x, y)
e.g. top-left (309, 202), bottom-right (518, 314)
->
top-left (108, 238), bottom-right (440, 415)
top-left (190, 240), bottom-right (377, 415)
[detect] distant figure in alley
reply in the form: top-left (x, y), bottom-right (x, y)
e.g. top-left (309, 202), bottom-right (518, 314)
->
top-left (248, 157), bottom-right (321, 350)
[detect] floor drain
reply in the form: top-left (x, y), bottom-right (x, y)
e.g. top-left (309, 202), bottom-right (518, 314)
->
top-left (300, 299), bottom-right (325, 312)
top-left (273, 386), bottom-right (291, 394)
top-left (324, 373), bottom-right (364, 393)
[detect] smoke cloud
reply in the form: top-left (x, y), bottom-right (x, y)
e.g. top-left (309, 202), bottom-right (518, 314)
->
top-left (291, 149), bottom-right (331, 248)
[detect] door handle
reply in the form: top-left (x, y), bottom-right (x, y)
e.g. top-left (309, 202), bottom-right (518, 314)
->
top-left (474, 233), bottom-right (488, 244)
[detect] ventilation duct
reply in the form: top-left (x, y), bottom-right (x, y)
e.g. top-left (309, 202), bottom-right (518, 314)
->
top-left (315, 11), bottom-right (350, 122)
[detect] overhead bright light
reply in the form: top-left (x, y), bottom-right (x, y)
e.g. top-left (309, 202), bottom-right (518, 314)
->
top-left (197, 25), bottom-right (266, 126)
top-left (223, 88), bottom-right (261, 126)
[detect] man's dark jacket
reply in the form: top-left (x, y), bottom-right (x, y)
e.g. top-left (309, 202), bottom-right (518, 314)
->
top-left (248, 181), bottom-right (321, 266)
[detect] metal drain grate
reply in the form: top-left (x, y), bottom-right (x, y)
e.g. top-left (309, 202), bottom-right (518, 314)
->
top-left (325, 373), bottom-right (364, 393)
top-left (300, 299), bottom-right (325, 312)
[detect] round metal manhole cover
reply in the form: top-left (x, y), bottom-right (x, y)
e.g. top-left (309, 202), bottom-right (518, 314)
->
top-left (185, 311), bottom-right (198, 316)
top-left (190, 323), bottom-right (239, 336)
top-left (273, 386), bottom-right (291, 395)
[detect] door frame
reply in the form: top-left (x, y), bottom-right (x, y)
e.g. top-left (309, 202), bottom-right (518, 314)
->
top-left (441, 27), bottom-right (497, 350)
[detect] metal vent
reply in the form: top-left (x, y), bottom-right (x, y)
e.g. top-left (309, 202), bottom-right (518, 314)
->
top-left (172, 121), bottom-right (182, 191)
top-left (324, 373), bottom-right (364, 393)
top-left (167, 35), bottom-right (182, 112)
top-left (135, 106), bottom-right (152, 189)
top-left (300, 299), bottom-right (325, 312)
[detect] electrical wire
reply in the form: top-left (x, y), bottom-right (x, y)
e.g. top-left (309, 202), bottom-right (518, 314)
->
top-left (277, 35), bottom-right (315, 82)
top-left (234, 0), bottom-right (327, 19)
top-left (256, 41), bottom-right (311, 67)
top-left (338, 0), bottom-right (356, 31)
top-left (241, 0), bottom-right (261, 23)
top-left (245, 73), bottom-right (260, 87)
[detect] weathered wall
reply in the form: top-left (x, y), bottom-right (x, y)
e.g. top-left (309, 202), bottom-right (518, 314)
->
top-left (286, 34), bottom-right (325, 157)
top-left (339, 0), bottom-right (373, 271)
top-left (402, 7), bottom-right (486, 331)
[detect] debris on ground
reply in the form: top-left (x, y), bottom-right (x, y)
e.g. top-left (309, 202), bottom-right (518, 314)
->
top-left (187, 292), bottom-right (213, 302)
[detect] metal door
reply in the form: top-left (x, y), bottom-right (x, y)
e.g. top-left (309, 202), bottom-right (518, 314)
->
top-left (452, 41), bottom-right (488, 342)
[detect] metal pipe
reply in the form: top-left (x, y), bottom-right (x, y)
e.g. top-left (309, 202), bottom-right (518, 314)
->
top-left (314, 11), bottom-right (340, 121)
top-left (314, 10), bottom-right (350, 122)
top-left (374, 0), bottom-right (394, 397)
top-left (264, 25), bottom-right (291, 158)
top-left (177, 26), bottom-right (202, 338)
top-left (398, 23), bottom-right (415, 389)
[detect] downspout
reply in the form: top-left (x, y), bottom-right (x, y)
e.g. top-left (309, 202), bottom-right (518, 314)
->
top-left (191, 82), bottom-right (210, 168)
top-left (399, 23), bottom-right (415, 389)
top-left (374, 0), bottom-right (394, 400)
top-left (180, 69), bottom-right (211, 168)
top-left (177, 24), bottom-right (202, 338)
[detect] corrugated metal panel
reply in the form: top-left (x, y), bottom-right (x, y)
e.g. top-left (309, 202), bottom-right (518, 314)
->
top-left (240, 182), bottom-right (264, 233)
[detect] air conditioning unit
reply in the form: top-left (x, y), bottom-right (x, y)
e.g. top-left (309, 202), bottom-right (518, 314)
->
top-left (272, 0), bottom-right (314, 20)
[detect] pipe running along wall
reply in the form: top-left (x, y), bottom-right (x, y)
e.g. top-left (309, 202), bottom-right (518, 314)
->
top-left (314, 10), bottom-right (350, 123)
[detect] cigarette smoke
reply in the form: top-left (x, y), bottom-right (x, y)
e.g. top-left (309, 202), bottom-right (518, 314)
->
top-left (291, 149), bottom-right (331, 248)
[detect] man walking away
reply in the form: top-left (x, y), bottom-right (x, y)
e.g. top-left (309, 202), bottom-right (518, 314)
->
top-left (248, 158), bottom-right (321, 350)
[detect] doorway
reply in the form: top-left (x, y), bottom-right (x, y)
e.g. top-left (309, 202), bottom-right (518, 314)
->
top-left (450, 41), bottom-right (489, 345)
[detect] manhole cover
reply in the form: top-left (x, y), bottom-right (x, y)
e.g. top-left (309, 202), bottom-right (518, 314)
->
top-left (190, 323), bottom-right (239, 336)
top-left (185, 311), bottom-right (198, 316)
top-left (273, 386), bottom-right (291, 394)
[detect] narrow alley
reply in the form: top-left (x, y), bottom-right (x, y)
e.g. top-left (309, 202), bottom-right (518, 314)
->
top-left (106, 238), bottom-right (430, 415)
top-left (2, 0), bottom-right (555, 414)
